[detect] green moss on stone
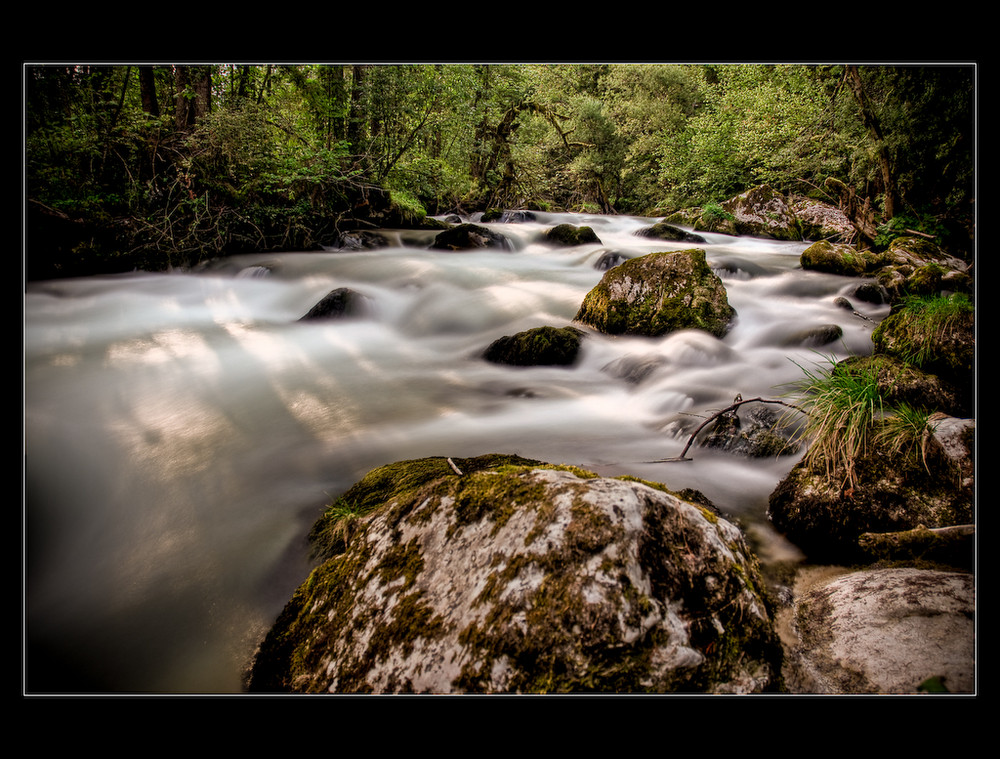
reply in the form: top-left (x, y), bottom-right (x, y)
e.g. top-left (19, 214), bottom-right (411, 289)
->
top-left (574, 249), bottom-right (735, 338)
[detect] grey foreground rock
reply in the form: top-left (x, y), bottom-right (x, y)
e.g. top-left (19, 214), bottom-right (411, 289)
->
top-left (781, 567), bottom-right (975, 694)
top-left (247, 456), bottom-right (783, 694)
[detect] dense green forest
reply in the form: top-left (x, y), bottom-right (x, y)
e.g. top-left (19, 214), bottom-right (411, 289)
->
top-left (24, 62), bottom-right (976, 279)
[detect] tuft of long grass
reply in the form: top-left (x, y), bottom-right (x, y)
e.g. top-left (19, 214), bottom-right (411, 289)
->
top-left (783, 354), bottom-right (883, 489)
top-left (874, 403), bottom-right (938, 473)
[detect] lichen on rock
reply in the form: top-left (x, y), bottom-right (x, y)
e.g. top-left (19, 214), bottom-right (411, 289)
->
top-left (248, 456), bottom-right (783, 694)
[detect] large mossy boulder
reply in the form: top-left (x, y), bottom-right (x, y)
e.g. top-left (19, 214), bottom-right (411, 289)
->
top-left (788, 195), bottom-right (856, 243)
top-left (720, 185), bottom-right (802, 241)
top-left (874, 235), bottom-right (971, 272)
top-left (248, 455), bottom-right (783, 694)
top-left (574, 249), bottom-right (736, 338)
top-left (482, 325), bottom-right (584, 367)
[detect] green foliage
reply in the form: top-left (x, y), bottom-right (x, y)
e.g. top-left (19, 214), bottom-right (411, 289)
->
top-left (25, 62), bottom-right (975, 275)
top-left (874, 212), bottom-right (950, 248)
top-left (701, 203), bottom-right (734, 224)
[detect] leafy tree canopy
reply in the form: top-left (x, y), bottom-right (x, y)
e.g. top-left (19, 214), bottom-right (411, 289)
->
top-left (24, 62), bottom-right (975, 277)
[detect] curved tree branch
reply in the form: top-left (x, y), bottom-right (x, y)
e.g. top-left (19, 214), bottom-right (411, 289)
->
top-left (649, 396), bottom-right (807, 463)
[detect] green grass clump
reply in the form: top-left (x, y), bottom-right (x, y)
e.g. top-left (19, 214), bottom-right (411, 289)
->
top-left (874, 403), bottom-right (938, 473)
top-left (888, 293), bottom-right (974, 370)
top-left (785, 354), bottom-right (883, 489)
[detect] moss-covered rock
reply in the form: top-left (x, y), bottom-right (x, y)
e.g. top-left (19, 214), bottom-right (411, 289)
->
top-left (573, 249), bottom-right (736, 338)
top-left (871, 293), bottom-right (975, 402)
top-left (249, 456), bottom-right (783, 694)
top-left (767, 417), bottom-right (974, 563)
top-left (720, 185), bottom-right (802, 241)
top-left (788, 195), bottom-right (856, 243)
top-left (482, 325), bottom-right (584, 367)
top-left (800, 240), bottom-right (878, 277)
top-left (543, 223), bottom-right (601, 246)
top-left (872, 237), bottom-right (973, 303)
top-left (835, 355), bottom-right (967, 418)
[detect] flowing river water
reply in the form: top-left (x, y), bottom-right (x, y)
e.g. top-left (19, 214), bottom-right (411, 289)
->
top-left (24, 211), bottom-right (889, 693)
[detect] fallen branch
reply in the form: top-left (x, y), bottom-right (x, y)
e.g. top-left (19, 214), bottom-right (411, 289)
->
top-left (650, 396), bottom-right (807, 463)
top-left (858, 523), bottom-right (975, 567)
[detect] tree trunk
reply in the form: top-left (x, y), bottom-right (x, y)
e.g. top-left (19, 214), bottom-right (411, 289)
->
top-left (844, 65), bottom-right (899, 219)
top-left (174, 65), bottom-right (213, 130)
top-left (139, 66), bottom-right (159, 117)
top-left (347, 65), bottom-right (367, 164)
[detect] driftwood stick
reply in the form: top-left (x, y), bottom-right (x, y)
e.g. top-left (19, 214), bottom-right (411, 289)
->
top-left (447, 457), bottom-right (464, 476)
top-left (653, 396), bottom-right (807, 463)
top-left (858, 524), bottom-right (975, 566)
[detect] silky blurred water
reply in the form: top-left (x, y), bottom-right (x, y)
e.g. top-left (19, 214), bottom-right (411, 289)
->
top-left (23, 211), bottom-right (888, 693)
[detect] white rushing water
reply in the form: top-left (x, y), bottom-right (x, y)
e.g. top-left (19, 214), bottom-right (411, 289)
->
top-left (23, 211), bottom-right (889, 693)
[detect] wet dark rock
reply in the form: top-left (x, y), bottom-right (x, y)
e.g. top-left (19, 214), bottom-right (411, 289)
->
top-left (543, 223), bottom-right (601, 246)
top-left (848, 281), bottom-right (890, 305)
top-left (780, 323), bottom-right (843, 348)
top-left (634, 221), bottom-right (705, 243)
top-left (334, 230), bottom-right (392, 250)
top-left (482, 209), bottom-right (537, 223)
top-left (601, 354), bottom-right (668, 384)
top-left (594, 250), bottom-right (630, 270)
top-left (701, 404), bottom-right (800, 458)
top-left (299, 288), bottom-right (370, 321)
top-left (482, 325), bottom-right (584, 367)
top-left (430, 223), bottom-right (511, 251)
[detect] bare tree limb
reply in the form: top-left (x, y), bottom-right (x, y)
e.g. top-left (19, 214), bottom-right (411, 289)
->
top-left (648, 396), bottom-right (807, 463)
